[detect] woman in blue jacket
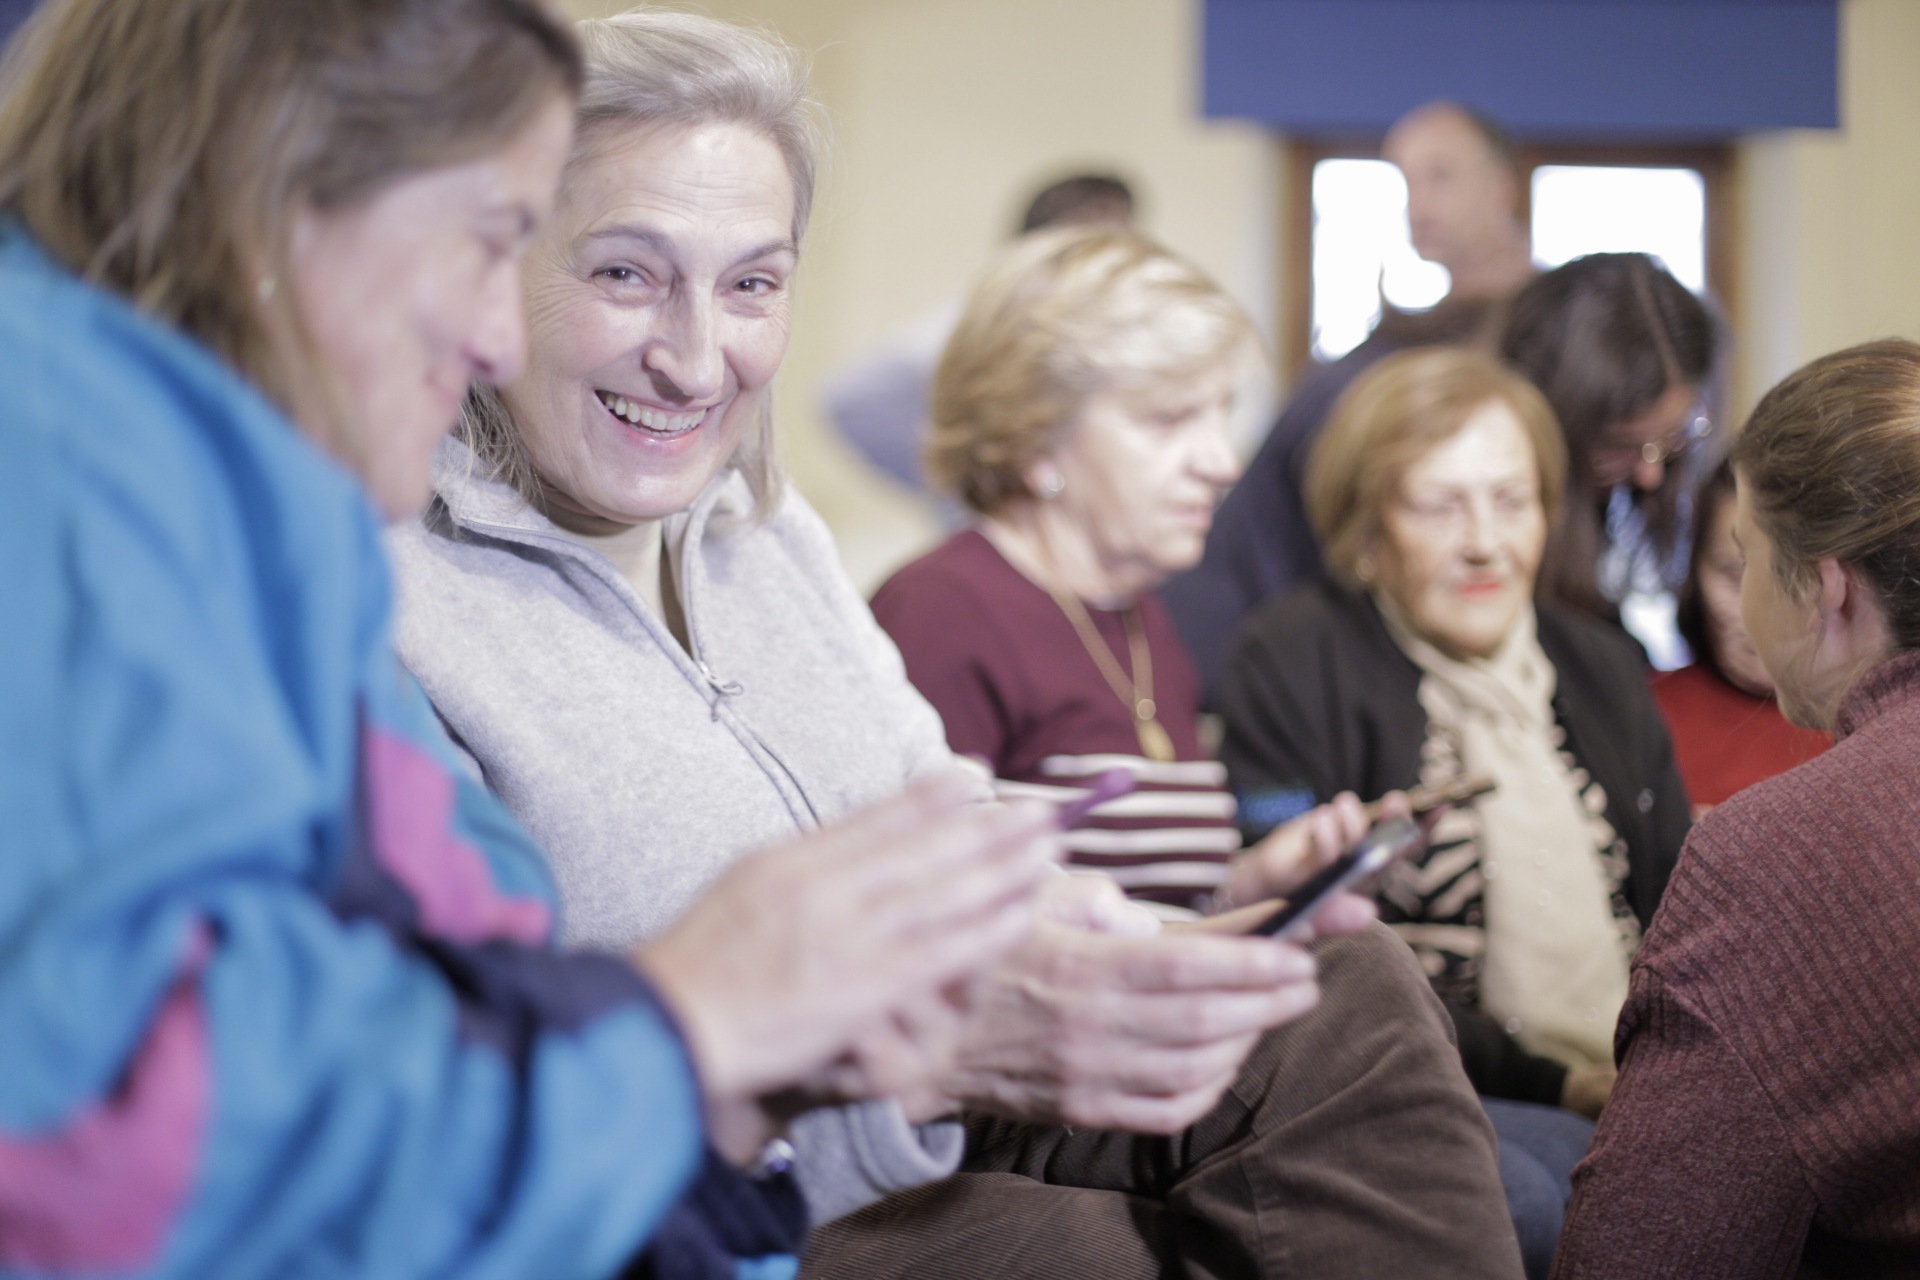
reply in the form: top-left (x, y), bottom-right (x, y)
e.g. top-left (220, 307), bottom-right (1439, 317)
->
top-left (0, 3), bottom-right (1055, 1277)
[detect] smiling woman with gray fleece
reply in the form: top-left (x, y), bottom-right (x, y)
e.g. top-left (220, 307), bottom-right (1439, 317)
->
top-left (391, 8), bottom-right (1522, 1277)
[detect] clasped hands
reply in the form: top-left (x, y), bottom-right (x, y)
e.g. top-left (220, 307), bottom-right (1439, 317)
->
top-left (929, 790), bottom-right (1385, 1133)
top-left (638, 773), bottom-right (1391, 1160)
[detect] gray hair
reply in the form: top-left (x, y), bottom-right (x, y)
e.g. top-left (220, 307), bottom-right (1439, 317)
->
top-left (459, 6), bottom-right (826, 517)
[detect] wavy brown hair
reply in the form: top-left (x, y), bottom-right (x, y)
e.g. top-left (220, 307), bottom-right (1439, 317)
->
top-left (0, 0), bottom-right (581, 458)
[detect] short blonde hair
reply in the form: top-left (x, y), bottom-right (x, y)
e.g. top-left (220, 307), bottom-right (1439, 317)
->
top-left (1307, 347), bottom-right (1567, 586)
top-left (459, 6), bottom-right (825, 516)
top-left (928, 224), bottom-right (1256, 514)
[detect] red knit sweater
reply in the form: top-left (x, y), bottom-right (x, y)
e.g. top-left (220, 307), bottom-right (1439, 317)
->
top-left (1554, 649), bottom-right (1920, 1279)
top-left (1650, 663), bottom-right (1830, 809)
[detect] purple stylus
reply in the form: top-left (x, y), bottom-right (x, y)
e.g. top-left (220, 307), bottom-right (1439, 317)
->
top-left (1055, 768), bottom-right (1137, 828)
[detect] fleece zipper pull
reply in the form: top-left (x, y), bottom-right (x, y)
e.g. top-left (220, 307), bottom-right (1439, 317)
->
top-left (695, 659), bottom-right (744, 720)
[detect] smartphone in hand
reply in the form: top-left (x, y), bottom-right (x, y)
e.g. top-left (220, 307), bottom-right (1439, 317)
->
top-left (1248, 816), bottom-right (1424, 941)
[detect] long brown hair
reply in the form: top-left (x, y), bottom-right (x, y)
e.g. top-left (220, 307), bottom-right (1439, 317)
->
top-left (1732, 338), bottom-right (1920, 651)
top-left (1500, 253), bottom-right (1719, 617)
top-left (0, 0), bottom-right (581, 451)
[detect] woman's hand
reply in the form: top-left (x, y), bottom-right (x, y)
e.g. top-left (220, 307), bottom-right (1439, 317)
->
top-left (938, 914), bottom-right (1324, 1133)
top-left (1037, 870), bottom-right (1165, 936)
top-left (633, 771), bottom-right (1058, 1130)
top-left (1211, 791), bottom-right (1397, 936)
top-left (1561, 1063), bottom-right (1617, 1118)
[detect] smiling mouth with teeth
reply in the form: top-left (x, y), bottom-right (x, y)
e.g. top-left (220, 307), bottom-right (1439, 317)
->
top-left (596, 389), bottom-right (712, 437)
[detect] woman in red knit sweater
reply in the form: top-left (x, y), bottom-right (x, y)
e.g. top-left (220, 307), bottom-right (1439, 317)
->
top-left (1651, 460), bottom-right (1829, 815)
top-left (1554, 339), bottom-right (1920, 1278)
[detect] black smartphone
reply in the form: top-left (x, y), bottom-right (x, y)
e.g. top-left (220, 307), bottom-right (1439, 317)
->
top-left (1248, 816), bottom-right (1424, 941)
top-left (1055, 768), bottom-right (1137, 828)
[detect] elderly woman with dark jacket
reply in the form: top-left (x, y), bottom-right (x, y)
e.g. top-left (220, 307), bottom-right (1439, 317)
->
top-left (1217, 347), bottom-right (1690, 1276)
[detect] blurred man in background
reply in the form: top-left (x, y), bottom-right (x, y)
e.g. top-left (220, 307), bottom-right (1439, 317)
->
top-left (1384, 101), bottom-right (1533, 305)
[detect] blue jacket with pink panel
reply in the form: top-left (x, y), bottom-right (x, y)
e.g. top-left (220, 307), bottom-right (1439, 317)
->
top-left (0, 225), bottom-right (801, 1280)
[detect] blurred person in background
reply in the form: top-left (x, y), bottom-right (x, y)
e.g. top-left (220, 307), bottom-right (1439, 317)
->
top-left (1652, 460), bottom-right (1830, 815)
top-left (1556, 339), bottom-right (1920, 1278)
top-left (1167, 250), bottom-right (1717, 694)
top-left (1385, 100), bottom-right (1536, 307)
top-left (390, 18), bottom-right (1524, 1275)
top-left (0, 1), bottom-right (1059, 1277)
top-left (874, 224), bottom-right (1252, 917)
top-left (821, 170), bottom-right (1137, 500)
top-left (1502, 252), bottom-right (1720, 645)
top-left (1217, 348), bottom-right (1691, 1279)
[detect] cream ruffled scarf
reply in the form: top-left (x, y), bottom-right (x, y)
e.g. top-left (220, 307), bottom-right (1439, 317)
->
top-left (1376, 595), bottom-right (1629, 1068)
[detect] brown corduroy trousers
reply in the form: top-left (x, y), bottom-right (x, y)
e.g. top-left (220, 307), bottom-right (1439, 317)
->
top-left (802, 922), bottom-right (1524, 1279)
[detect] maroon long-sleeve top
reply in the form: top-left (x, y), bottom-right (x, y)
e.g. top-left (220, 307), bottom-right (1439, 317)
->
top-left (1554, 649), bottom-right (1920, 1279)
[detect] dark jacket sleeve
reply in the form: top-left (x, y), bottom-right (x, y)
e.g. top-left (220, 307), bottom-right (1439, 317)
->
top-left (626, 1153), bottom-right (809, 1280)
top-left (1218, 583), bottom-right (1427, 838)
top-left (1161, 350), bottom-right (1390, 702)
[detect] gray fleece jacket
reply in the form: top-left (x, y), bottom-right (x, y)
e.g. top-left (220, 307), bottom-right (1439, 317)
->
top-left (387, 443), bottom-right (971, 1223)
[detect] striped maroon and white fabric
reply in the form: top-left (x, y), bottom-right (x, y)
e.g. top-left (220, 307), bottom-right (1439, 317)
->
top-left (873, 529), bottom-right (1243, 919)
top-left (994, 753), bottom-right (1239, 917)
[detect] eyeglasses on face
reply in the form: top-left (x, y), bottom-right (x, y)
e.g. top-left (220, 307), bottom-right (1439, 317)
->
top-left (1592, 406), bottom-right (1712, 485)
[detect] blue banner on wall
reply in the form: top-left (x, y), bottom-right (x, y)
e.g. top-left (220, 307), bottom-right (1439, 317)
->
top-left (1204, 0), bottom-right (1839, 139)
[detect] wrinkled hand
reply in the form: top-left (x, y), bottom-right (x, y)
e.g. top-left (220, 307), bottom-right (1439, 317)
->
top-left (798, 984), bottom-right (976, 1125)
top-left (635, 771), bottom-right (1059, 1134)
top-left (940, 886), bottom-right (1326, 1133)
top-left (1211, 791), bottom-right (1398, 937)
top-left (1561, 1063), bottom-right (1617, 1119)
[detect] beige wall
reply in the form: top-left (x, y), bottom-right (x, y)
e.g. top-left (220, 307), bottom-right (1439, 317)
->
top-left (1736, 0), bottom-right (1920, 413)
top-left (566, 0), bottom-right (1920, 578)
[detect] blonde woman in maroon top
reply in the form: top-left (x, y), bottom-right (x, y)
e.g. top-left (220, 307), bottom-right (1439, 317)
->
top-left (1555, 339), bottom-right (1920, 1278)
top-left (879, 225), bottom-right (1309, 919)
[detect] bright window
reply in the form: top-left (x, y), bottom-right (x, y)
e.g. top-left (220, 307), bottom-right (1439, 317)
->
top-left (1529, 165), bottom-right (1706, 291)
top-left (1309, 159), bottom-right (1447, 361)
top-left (1307, 158), bottom-right (1710, 362)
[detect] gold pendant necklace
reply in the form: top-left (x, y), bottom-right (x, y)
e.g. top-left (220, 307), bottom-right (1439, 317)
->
top-left (1045, 583), bottom-right (1177, 763)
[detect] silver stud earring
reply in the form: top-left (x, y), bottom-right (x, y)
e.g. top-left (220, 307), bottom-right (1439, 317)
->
top-left (256, 276), bottom-right (277, 304)
top-left (1037, 471), bottom-right (1066, 499)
